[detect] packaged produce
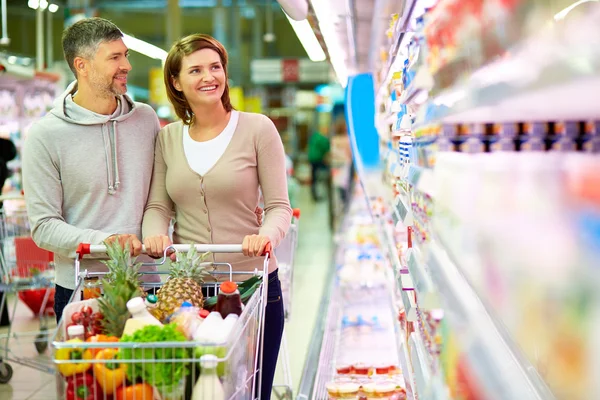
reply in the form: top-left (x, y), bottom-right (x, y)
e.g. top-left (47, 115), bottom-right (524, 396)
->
top-left (67, 304), bottom-right (104, 340)
top-left (169, 301), bottom-right (201, 339)
top-left (92, 348), bottom-right (127, 395)
top-left (65, 373), bottom-right (104, 400)
top-left (216, 281), bottom-right (243, 318)
top-left (192, 354), bottom-right (225, 400)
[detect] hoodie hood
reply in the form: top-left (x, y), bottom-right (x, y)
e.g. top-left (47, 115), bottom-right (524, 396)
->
top-left (50, 81), bottom-right (137, 195)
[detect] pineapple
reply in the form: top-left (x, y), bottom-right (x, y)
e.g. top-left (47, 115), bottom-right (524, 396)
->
top-left (156, 245), bottom-right (211, 320)
top-left (97, 241), bottom-right (144, 337)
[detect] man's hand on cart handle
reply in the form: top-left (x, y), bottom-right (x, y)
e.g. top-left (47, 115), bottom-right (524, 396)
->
top-left (242, 234), bottom-right (271, 257)
top-left (143, 235), bottom-right (174, 259)
top-left (104, 234), bottom-right (142, 256)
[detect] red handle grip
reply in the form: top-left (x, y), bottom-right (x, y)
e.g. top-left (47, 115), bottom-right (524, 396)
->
top-left (292, 208), bottom-right (301, 219)
top-left (264, 242), bottom-right (272, 257)
top-left (76, 243), bottom-right (91, 260)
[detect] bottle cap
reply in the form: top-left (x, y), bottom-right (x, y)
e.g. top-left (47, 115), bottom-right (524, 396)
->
top-left (67, 324), bottom-right (84, 338)
top-left (220, 281), bottom-right (238, 294)
top-left (181, 301), bottom-right (192, 308)
top-left (126, 297), bottom-right (146, 314)
top-left (145, 294), bottom-right (158, 304)
top-left (199, 354), bottom-right (219, 369)
top-left (199, 309), bottom-right (210, 319)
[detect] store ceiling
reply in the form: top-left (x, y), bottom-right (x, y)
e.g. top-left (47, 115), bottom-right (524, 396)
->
top-left (309, 0), bottom-right (405, 82)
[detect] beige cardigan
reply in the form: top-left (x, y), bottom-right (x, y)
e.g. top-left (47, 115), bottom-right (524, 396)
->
top-left (142, 112), bottom-right (292, 277)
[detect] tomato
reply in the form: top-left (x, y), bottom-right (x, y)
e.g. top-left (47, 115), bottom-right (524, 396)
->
top-left (81, 306), bottom-right (93, 318)
top-left (71, 312), bottom-right (83, 324)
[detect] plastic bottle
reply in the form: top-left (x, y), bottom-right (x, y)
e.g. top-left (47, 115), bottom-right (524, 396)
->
top-left (217, 313), bottom-right (239, 344)
top-left (215, 281), bottom-right (243, 319)
top-left (67, 325), bottom-right (85, 340)
top-left (193, 311), bottom-right (224, 343)
top-left (122, 297), bottom-right (163, 336)
top-left (191, 355), bottom-right (225, 400)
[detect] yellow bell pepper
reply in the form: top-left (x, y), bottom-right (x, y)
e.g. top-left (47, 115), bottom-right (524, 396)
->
top-left (93, 348), bottom-right (127, 395)
top-left (56, 339), bottom-right (92, 377)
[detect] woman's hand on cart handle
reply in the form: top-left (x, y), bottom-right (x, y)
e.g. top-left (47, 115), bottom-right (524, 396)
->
top-left (242, 234), bottom-right (271, 257)
top-left (143, 235), bottom-right (173, 259)
top-left (104, 234), bottom-right (142, 256)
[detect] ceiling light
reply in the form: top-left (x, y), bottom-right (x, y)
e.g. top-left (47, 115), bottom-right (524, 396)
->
top-left (28, 0), bottom-right (39, 9)
top-left (554, 0), bottom-right (599, 20)
top-left (122, 34), bottom-right (168, 62)
top-left (40, 0), bottom-right (48, 10)
top-left (49, 4), bottom-right (59, 13)
top-left (284, 13), bottom-right (326, 62)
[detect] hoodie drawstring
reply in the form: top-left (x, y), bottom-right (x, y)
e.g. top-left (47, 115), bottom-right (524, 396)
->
top-left (102, 121), bottom-right (120, 195)
top-left (112, 121), bottom-right (120, 191)
top-left (101, 124), bottom-right (116, 195)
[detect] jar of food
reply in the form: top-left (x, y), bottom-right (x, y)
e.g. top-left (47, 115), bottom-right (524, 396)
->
top-left (83, 277), bottom-right (102, 299)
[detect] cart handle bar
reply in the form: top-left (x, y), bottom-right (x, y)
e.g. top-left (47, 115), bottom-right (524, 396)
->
top-left (76, 242), bottom-right (272, 260)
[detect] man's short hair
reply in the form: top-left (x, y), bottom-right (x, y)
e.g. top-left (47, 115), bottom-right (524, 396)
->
top-left (62, 17), bottom-right (123, 75)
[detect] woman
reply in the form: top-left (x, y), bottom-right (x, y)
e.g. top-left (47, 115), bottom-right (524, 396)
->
top-left (142, 34), bottom-right (292, 399)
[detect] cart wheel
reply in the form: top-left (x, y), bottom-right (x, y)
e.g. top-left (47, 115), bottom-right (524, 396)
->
top-left (0, 362), bottom-right (13, 384)
top-left (35, 334), bottom-right (48, 354)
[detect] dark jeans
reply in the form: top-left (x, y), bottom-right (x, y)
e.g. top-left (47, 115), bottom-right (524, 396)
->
top-left (54, 284), bottom-right (74, 324)
top-left (259, 269), bottom-right (285, 399)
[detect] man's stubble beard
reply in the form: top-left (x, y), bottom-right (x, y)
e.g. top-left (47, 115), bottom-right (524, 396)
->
top-left (89, 68), bottom-right (127, 98)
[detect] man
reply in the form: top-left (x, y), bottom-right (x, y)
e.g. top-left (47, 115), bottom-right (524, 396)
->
top-left (22, 18), bottom-right (159, 323)
top-left (307, 130), bottom-right (330, 201)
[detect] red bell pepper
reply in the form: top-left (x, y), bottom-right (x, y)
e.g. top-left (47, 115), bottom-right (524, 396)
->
top-left (66, 373), bottom-right (104, 400)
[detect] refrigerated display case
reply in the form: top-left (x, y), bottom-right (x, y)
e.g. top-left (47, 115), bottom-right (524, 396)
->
top-left (303, 0), bottom-right (600, 399)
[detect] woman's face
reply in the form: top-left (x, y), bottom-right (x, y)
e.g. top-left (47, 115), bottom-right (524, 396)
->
top-left (173, 48), bottom-right (227, 109)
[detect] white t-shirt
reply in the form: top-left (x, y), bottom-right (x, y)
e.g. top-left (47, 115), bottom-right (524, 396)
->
top-left (183, 111), bottom-right (239, 176)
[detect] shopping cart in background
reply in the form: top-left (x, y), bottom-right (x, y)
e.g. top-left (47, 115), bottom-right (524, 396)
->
top-left (52, 243), bottom-right (270, 400)
top-left (0, 195), bottom-right (56, 383)
top-left (272, 208), bottom-right (300, 400)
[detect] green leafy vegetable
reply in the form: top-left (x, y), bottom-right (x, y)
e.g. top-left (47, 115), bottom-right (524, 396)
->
top-left (119, 324), bottom-right (189, 390)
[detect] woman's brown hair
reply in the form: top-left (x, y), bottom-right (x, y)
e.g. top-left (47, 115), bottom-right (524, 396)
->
top-left (164, 34), bottom-right (233, 125)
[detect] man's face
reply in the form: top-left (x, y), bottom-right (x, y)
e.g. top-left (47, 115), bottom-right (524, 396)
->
top-left (87, 39), bottom-right (132, 97)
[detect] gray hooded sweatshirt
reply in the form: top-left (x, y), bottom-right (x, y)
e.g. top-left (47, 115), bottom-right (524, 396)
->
top-left (23, 81), bottom-right (161, 290)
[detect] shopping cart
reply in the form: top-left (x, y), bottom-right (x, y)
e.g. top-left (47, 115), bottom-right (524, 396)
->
top-left (272, 208), bottom-right (300, 400)
top-left (276, 208), bottom-right (300, 321)
top-left (0, 196), bottom-right (55, 383)
top-left (52, 243), bottom-right (270, 400)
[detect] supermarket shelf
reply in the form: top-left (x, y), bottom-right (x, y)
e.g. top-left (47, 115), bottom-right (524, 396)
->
top-left (419, 8), bottom-right (600, 125)
top-left (406, 247), bottom-right (439, 309)
top-left (407, 165), bottom-right (435, 198)
top-left (397, 331), bottom-right (416, 400)
top-left (427, 240), bottom-right (555, 400)
top-left (377, 0), bottom-right (419, 96)
top-left (409, 331), bottom-right (447, 400)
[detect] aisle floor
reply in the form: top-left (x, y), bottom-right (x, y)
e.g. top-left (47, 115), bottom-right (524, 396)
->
top-left (0, 184), bottom-right (333, 399)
